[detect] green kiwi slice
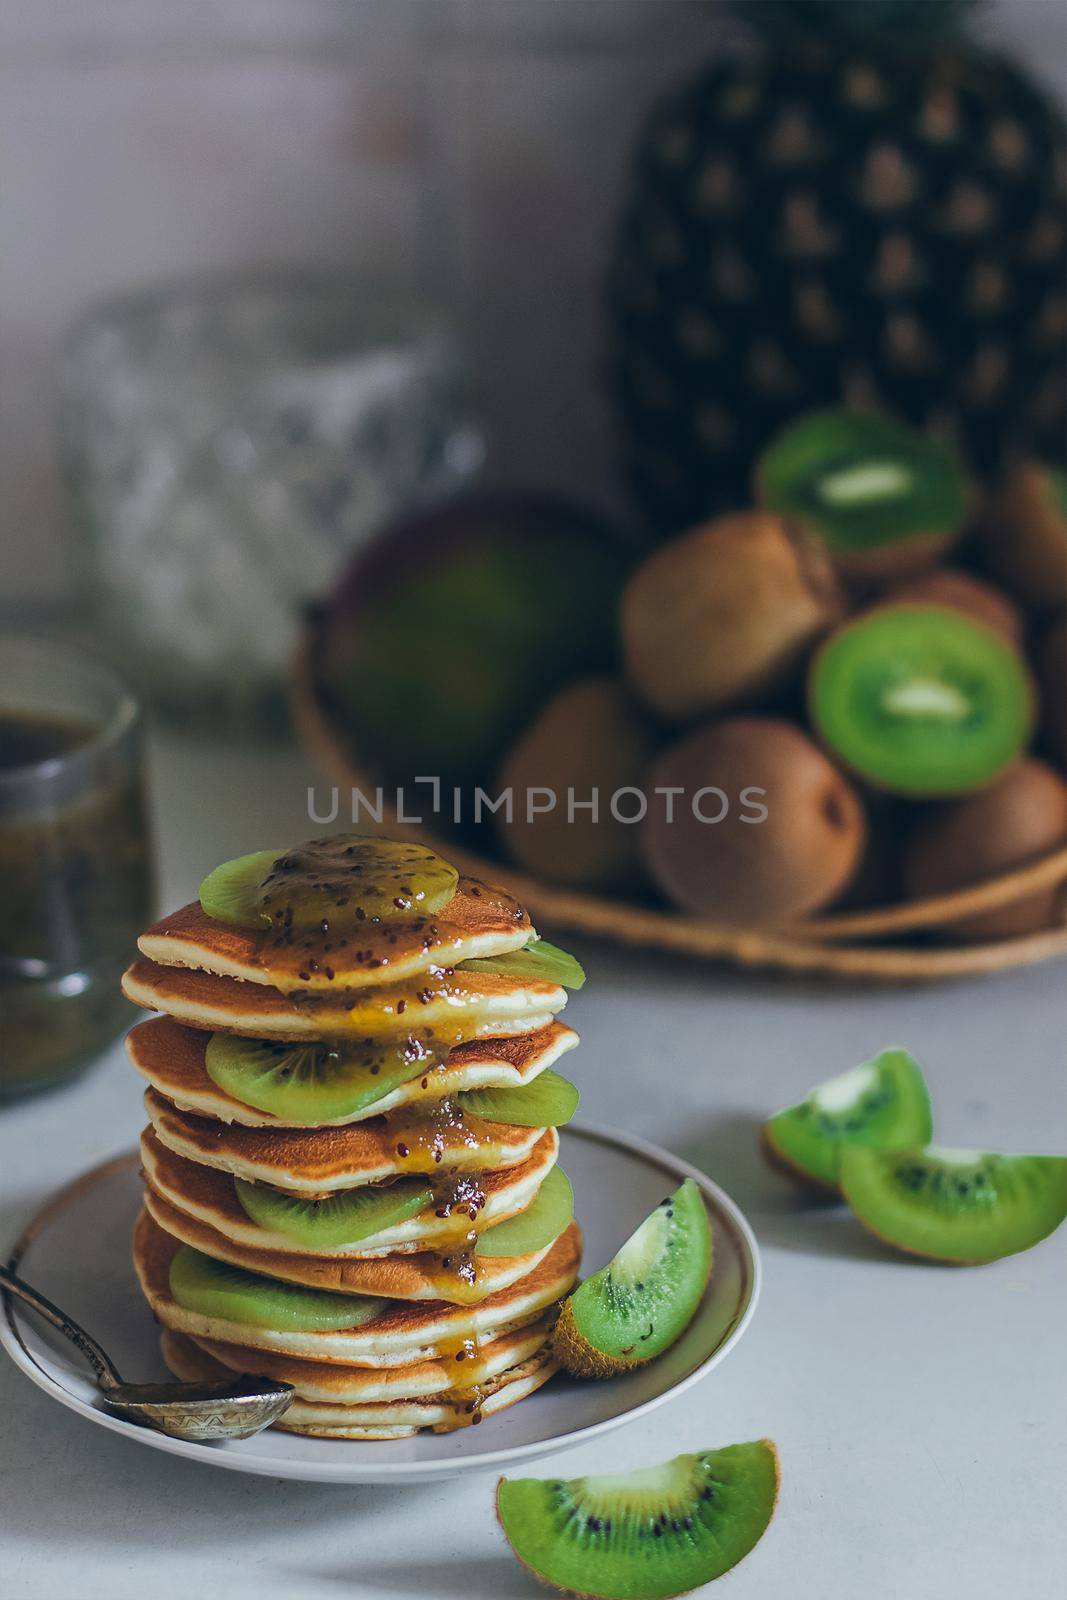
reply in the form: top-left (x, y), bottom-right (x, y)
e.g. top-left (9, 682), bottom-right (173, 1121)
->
top-left (474, 1167), bottom-right (574, 1258)
top-left (809, 604), bottom-right (1033, 795)
top-left (458, 1069), bottom-right (579, 1129)
top-left (168, 1245), bottom-right (386, 1330)
top-left (497, 1439), bottom-right (779, 1599)
top-left (463, 939), bottom-right (586, 990)
top-left (840, 1146), bottom-right (1067, 1264)
top-left (198, 835), bottom-right (459, 930)
top-left (553, 1179), bottom-right (711, 1377)
top-left (758, 409), bottom-right (968, 570)
top-left (763, 1049), bottom-right (933, 1193)
top-left (204, 1034), bottom-right (434, 1124)
top-left (234, 1176), bottom-right (433, 1249)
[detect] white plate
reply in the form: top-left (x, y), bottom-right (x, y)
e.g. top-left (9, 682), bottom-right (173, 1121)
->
top-left (1, 1121), bottom-right (760, 1484)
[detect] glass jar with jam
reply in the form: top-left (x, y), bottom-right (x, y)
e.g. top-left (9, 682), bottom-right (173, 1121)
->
top-left (0, 635), bottom-right (156, 1099)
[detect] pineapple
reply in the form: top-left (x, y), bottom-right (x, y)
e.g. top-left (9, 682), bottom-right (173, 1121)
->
top-left (606, 0), bottom-right (1066, 533)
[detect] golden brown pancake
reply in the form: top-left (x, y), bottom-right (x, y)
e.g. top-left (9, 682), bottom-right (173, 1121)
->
top-left (122, 958), bottom-right (564, 1043)
top-left (161, 1331), bottom-right (558, 1437)
top-left (139, 877), bottom-right (532, 993)
top-left (144, 1087), bottom-right (544, 1190)
top-left (128, 1016), bottom-right (577, 1129)
top-left (134, 1209), bottom-right (581, 1365)
top-left (141, 1184), bottom-right (558, 1304)
top-left (140, 1124), bottom-right (560, 1256)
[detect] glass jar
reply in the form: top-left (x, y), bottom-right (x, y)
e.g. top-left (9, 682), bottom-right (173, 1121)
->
top-left (0, 635), bottom-right (155, 1100)
top-left (61, 276), bottom-right (484, 735)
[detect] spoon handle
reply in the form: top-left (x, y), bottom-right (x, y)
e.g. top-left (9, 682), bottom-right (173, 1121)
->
top-left (0, 1263), bottom-right (125, 1391)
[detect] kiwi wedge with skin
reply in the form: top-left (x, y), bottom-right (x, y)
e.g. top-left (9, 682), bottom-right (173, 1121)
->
top-left (840, 1146), bottom-right (1067, 1264)
top-left (497, 1439), bottom-right (780, 1600)
top-left (204, 1034), bottom-right (434, 1125)
top-left (553, 1179), bottom-right (711, 1378)
top-left (458, 1068), bottom-right (579, 1129)
top-left (763, 1050), bottom-right (933, 1194)
top-left (474, 1167), bottom-right (574, 1258)
top-left (169, 1245), bottom-right (386, 1330)
top-left (235, 1176), bottom-right (433, 1249)
top-left (758, 409), bottom-right (969, 582)
top-left (809, 604), bottom-right (1034, 796)
top-left (463, 938), bottom-right (586, 989)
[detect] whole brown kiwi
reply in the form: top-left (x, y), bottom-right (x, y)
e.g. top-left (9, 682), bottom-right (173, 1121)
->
top-left (621, 511), bottom-right (843, 722)
top-left (885, 567), bottom-right (1024, 644)
top-left (903, 758), bottom-right (1067, 941)
top-left (1037, 615), bottom-right (1066, 773)
top-left (978, 462), bottom-right (1067, 613)
top-left (644, 716), bottom-right (866, 922)
top-left (495, 677), bottom-right (657, 890)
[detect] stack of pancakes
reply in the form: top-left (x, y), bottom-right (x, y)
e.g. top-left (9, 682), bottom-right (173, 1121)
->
top-left (123, 874), bottom-right (582, 1439)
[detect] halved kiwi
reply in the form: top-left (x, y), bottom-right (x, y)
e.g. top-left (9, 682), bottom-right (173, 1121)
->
top-left (762, 1049), bottom-right (933, 1193)
top-left (474, 1167), bottom-right (573, 1258)
top-left (234, 1176), bottom-right (433, 1249)
top-left (840, 1146), bottom-right (1067, 1264)
top-left (168, 1245), bottom-right (386, 1330)
top-left (204, 1034), bottom-right (433, 1124)
top-left (497, 1439), bottom-right (779, 1599)
top-left (809, 604), bottom-right (1034, 796)
top-left (553, 1179), bottom-right (711, 1378)
top-left (458, 1069), bottom-right (579, 1129)
top-left (198, 835), bottom-right (459, 930)
top-left (758, 409), bottom-right (968, 581)
top-left (463, 938), bottom-right (586, 989)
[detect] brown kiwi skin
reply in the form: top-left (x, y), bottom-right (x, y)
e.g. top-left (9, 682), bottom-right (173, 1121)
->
top-left (644, 716), bottom-right (866, 923)
top-left (495, 677), bottom-right (656, 891)
top-left (1037, 615), bottom-right (1066, 774)
top-left (979, 462), bottom-right (1067, 613)
top-left (621, 511), bottom-right (843, 722)
top-left (903, 757), bottom-right (1067, 941)
top-left (884, 567), bottom-right (1024, 644)
top-left (758, 1125), bottom-right (839, 1197)
top-left (550, 1239), bottom-right (714, 1380)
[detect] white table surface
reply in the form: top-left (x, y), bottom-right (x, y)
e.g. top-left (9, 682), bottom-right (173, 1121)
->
top-left (2, 730), bottom-right (1065, 1600)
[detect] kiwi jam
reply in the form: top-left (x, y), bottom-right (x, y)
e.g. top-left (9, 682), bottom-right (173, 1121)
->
top-left (0, 708), bottom-right (154, 1098)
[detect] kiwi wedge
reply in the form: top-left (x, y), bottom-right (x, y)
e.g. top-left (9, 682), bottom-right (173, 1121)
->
top-left (758, 409), bottom-right (968, 580)
top-left (497, 1439), bottom-right (779, 1599)
top-left (809, 604), bottom-right (1034, 796)
top-left (553, 1179), bottom-right (711, 1378)
top-left (463, 938), bottom-right (586, 989)
top-left (840, 1146), bottom-right (1067, 1264)
top-left (204, 1034), bottom-right (433, 1124)
top-left (168, 1245), bottom-right (386, 1330)
top-left (234, 1176), bottom-right (433, 1249)
top-left (475, 1167), bottom-right (574, 1258)
top-left (458, 1068), bottom-right (579, 1129)
top-left (198, 835), bottom-right (459, 930)
top-left (762, 1049), bottom-right (933, 1193)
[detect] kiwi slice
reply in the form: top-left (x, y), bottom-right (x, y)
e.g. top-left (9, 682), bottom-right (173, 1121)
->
top-left (198, 835), bottom-right (459, 930)
top-left (234, 1176), bottom-right (433, 1248)
top-left (168, 1245), bottom-right (386, 1330)
top-left (458, 1069), bottom-right (579, 1129)
top-left (463, 938), bottom-right (586, 989)
top-left (763, 1049), bottom-right (933, 1193)
top-left (474, 1167), bottom-right (573, 1258)
top-left (553, 1179), bottom-right (711, 1378)
top-left (497, 1439), bottom-right (779, 1599)
top-left (840, 1146), bottom-right (1067, 1264)
top-left (204, 1034), bottom-right (433, 1124)
top-left (809, 604), bottom-right (1033, 796)
top-left (758, 409), bottom-right (968, 577)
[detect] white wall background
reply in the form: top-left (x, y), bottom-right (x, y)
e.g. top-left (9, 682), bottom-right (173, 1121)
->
top-left (2, 0), bottom-right (1063, 607)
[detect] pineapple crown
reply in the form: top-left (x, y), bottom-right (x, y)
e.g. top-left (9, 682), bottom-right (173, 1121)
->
top-left (739, 0), bottom-right (984, 48)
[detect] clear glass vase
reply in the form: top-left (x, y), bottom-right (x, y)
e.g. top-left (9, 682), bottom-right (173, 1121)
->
top-left (61, 277), bottom-right (484, 736)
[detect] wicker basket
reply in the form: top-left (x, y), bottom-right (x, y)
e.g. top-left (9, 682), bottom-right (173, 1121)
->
top-left (292, 645), bottom-right (1067, 983)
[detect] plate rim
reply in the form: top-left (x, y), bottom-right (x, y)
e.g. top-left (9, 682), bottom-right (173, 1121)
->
top-left (1, 1121), bottom-right (761, 1484)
